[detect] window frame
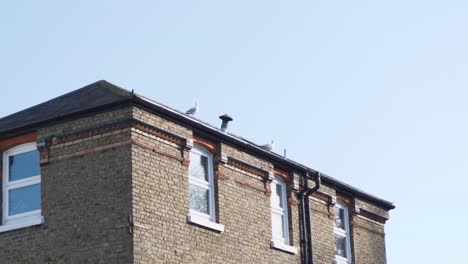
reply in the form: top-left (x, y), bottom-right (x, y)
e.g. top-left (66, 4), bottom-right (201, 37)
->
top-left (269, 175), bottom-right (297, 254)
top-left (270, 175), bottom-right (290, 244)
top-left (333, 200), bottom-right (352, 264)
top-left (186, 143), bottom-right (224, 232)
top-left (2, 142), bottom-right (42, 227)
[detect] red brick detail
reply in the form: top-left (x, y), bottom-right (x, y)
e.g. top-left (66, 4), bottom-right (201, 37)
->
top-left (215, 170), bottom-right (228, 181)
top-left (133, 123), bottom-right (184, 146)
top-left (49, 119), bottom-right (186, 149)
top-left (0, 132), bottom-right (37, 152)
top-left (274, 168), bottom-right (289, 182)
top-left (193, 136), bottom-right (217, 154)
top-left (311, 192), bottom-right (331, 203)
top-left (336, 193), bottom-right (352, 206)
top-left (52, 123), bottom-right (130, 145)
top-left (132, 140), bottom-right (184, 164)
top-left (180, 149), bottom-right (190, 168)
top-left (38, 119), bottom-right (189, 166)
top-left (42, 140), bottom-right (132, 165)
top-left (265, 181), bottom-right (272, 197)
top-left (214, 164), bottom-right (229, 181)
top-left (227, 158), bottom-right (269, 178)
top-left (288, 198), bottom-right (299, 206)
top-left (328, 208), bottom-right (335, 220)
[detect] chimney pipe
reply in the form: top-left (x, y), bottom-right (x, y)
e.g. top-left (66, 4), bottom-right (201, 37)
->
top-left (219, 114), bottom-right (233, 132)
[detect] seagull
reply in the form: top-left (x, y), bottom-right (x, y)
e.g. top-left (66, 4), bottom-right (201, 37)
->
top-left (261, 140), bottom-right (275, 151)
top-left (185, 101), bottom-right (198, 116)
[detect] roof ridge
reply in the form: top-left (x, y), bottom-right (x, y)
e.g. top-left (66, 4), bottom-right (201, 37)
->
top-left (95, 80), bottom-right (133, 98)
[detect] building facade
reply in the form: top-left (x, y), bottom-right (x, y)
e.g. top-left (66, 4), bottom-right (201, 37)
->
top-left (0, 81), bottom-right (394, 264)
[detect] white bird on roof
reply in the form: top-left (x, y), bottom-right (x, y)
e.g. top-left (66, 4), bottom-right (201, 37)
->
top-left (185, 101), bottom-right (198, 115)
top-left (261, 140), bottom-right (275, 151)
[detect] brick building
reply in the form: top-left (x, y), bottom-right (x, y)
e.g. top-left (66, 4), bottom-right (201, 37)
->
top-left (0, 81), bottom-right (394, 264)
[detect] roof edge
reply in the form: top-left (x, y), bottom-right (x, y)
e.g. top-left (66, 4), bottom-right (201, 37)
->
top-left (0, 98), bottom-right (134, 140)
top-left (133, 95), bottom-right (396, 211)
top-left (0, 81), bottom-right (395, 210)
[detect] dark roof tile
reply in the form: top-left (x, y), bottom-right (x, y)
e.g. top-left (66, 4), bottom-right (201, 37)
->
top-left (0, 80), bottom-right (132, 134)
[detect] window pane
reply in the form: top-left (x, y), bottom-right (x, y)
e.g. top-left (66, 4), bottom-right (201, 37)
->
top-left (335, 234), bottom-right (348, 258)
top-left (272, 212), bottom-right (285, 240)
top-left (189, 184), bottom-right (209, 214)
top-left (9, 184), bottom-right (41, 216)
top-left (334, 207), bottom-right (345, 230)
top-left (9, 150), bottom-right (40, 181)
top-left (189, 152), bottom-right (209, 182)
top-left (271, 182), bottom-right (284, 209)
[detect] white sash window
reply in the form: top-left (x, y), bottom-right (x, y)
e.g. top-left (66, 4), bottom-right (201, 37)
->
top-left (2, 142), bottom-right (43, 232)
top-left (186, 144), bottom-right (224, 232)
top-left (334, 201), bottom-right (352, 264)
top-left (271, 176), bottom-right (289, 244)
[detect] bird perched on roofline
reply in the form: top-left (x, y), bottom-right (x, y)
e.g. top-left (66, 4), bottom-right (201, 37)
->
top-left (185, 101), bottom-right (198, 116)
top-left (261, 140), bottom-right (275, 151)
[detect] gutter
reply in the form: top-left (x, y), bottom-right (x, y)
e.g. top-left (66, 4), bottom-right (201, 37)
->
top-left (133, 95), bottom-right (395, 210)
top-left (0, 92), bottom-right (394, 211)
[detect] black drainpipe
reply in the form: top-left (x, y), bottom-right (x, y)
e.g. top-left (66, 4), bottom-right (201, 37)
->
top-left (299, 171), bottom-right (321, 264)
top-left (299, 190), bottom-right (308, 263)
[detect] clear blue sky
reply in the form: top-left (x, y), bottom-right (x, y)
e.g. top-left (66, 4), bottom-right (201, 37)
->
top-left (1, 1), bottom-right (466, 263)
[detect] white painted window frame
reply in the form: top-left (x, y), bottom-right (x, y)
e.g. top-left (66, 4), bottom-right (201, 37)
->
top-left (334, 201), bottom-right (352, 264)
top-left (270, 175), bottom-right (296, 254)
top-left (188, 144), bottom-right (217, 222)
top-left (2, 142), bottom-right (43, 232)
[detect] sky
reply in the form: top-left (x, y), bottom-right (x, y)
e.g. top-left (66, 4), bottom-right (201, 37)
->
top-left (1, 1), bottom-right (467, 263)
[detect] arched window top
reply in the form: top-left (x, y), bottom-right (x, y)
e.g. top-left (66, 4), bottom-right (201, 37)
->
top-left (335, 200), bottom-right (348, 209)
top-left (273, 168), bottom-right (289, 182)
top-left (191, 143), bottom-right (213, 158)
top-left (192, 137), bottom-right (217, 154)
top-left (274, 175), bottom-right (284, 184)
top-left (3, 142), bottom-right (40, 183)
top-left (4, 142), bottom-right (37, 156)
top-left (0, 133), bottom-right (36, 153)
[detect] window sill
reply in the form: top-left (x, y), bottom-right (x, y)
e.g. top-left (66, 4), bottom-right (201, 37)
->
top-left (270, 240), bottom-right (298, 254)
top-left (0, 215), bottom-right (44, 233)
top-left (334, 256), bottom-right (351, 264)
top-left (187, 215), bottom-right (224, 232)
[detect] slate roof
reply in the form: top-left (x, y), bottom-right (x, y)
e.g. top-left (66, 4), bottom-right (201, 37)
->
top-left (0, 80), bottom-right (133, 135)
